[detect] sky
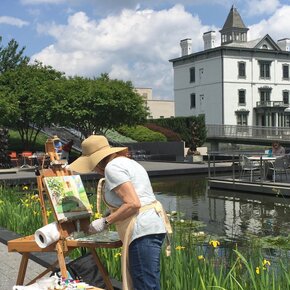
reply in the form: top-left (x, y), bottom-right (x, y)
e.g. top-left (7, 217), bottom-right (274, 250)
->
top-left (1, 0), bottom-right (290, 100)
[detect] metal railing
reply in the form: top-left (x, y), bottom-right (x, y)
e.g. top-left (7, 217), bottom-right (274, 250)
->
top-left (206, 124), bottom-right (290, 144)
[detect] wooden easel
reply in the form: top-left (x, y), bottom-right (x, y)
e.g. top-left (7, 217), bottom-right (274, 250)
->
top-left (8, 138), bottom-right (122, 289)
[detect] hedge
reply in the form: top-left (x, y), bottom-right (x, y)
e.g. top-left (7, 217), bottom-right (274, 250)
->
top-left (148, 115), bottom-right (206, 146)
top-left (117, 125), bottom-right (167, 142)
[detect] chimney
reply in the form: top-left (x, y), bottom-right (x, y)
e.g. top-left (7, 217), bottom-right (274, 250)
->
top-left (277, 38), bottom-right (290, 51)
top-left (203, 31), bottom-right (216, 50)
top-left (180, 38), bottom-right (192, 56)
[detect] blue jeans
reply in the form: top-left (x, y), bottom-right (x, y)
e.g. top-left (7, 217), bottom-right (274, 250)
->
top-left (129, 233), bottom-right (165, 290)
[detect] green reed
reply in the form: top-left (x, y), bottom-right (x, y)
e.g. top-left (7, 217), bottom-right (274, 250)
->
top-left (1, 185), bottom-right (290, 289)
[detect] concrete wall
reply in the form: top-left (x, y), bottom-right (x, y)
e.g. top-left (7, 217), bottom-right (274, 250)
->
top-left (123, 141), bottom-right (185, 161)
top-left (147, 100), bottom-right (175, 119)
top-left (135, 87), bottom-right (175, 119)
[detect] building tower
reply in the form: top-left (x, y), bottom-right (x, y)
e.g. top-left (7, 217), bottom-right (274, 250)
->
top-left (220, 5), bottom-right (249, 45)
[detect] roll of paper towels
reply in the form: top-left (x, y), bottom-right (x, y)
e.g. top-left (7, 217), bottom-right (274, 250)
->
top-left (34, 222), bottom-right (60, 248)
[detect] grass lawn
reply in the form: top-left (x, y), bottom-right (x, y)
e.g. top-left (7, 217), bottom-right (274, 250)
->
top-left (8, 129), bottom-right (48, 152)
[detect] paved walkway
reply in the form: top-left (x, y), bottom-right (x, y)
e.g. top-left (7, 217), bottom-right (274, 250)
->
top-left (0, 160), bottom-right (232, 289)
top-left (0, 242), bottom-right (48, 290)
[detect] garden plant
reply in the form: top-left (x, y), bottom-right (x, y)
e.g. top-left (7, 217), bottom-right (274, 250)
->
top-left (1, 185), bottom-right (290, 289)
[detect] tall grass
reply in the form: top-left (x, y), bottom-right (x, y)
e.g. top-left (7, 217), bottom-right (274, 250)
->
top-left (1, 185), bottom-right (290, 289)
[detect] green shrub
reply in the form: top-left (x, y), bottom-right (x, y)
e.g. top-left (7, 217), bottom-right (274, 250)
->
top-left (144, 123), bottom-right (182, 142)
top-left (105, 129), bottom-right (137, 143)
top-left (117, 125), bottom-right (167, 142)
top-left (148, 115), bottom-right (206, 147)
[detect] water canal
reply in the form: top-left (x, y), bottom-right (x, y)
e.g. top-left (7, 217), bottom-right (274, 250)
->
top-left (151, 174), bottom-right (290, 242)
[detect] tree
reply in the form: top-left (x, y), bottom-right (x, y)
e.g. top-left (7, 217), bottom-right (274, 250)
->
top-left (55, 74), bottom-right (149, 137)
top-left (0, 61), bottom-right (64, 150)
top-left (0, 37), bottom-right (29, 74)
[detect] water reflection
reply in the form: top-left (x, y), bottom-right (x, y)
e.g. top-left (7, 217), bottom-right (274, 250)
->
top-left (151, 175), bottom-right (290, 241)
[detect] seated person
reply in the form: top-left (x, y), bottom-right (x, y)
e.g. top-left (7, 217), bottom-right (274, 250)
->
top-left (53, 135), bottom-right (63, 153)
top-left (272, 141), bottom-right (285, 156)
top-left (266, 141), bottom-right (286, 180)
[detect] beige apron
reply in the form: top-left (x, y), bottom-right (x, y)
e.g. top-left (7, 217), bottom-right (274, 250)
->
top-left (96, 178), bottom-right (172, 290)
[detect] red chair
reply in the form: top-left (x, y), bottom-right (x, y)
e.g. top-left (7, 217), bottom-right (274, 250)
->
top-left (8, 151), bottom-right (19, 167)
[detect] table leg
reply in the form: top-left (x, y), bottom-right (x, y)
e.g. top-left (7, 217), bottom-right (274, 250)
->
top-left (27, 259), bottom-right (60, 285)
top-left (16, 253), bottom-right (29, 285)
top-left (90, 249), bottom-right (114, 290)
top-left (20, 156), bottom-right (30, 168)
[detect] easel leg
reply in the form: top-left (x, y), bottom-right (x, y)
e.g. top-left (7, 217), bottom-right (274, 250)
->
top-left (90, 249), bottom-right (114, 290)
top-left (16, 253), bottom-right (29, 285)
top-left (56, 241), bottom-right (68, 278)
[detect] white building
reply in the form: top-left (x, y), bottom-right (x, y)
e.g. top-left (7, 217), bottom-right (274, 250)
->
top-left (135, 88), bottom-right (175, 119)
top-left (170, 5), bottom-right (290, 127)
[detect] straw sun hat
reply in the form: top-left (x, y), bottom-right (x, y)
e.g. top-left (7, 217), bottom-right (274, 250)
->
top-left (68, 135), bottom-right (127, 173)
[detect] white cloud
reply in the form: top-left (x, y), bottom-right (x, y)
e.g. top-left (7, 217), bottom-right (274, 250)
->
top-left (32, 5), bottom-right (214, 99)
top-left (0, 16), bottom-right (29, 27)
top-left (249, 5), bottom-right (290, 41)
top-left (243, 0), bottom-right (281, 16)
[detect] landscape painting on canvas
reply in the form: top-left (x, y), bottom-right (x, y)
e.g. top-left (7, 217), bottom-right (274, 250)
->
top-left (44, 175), bottom-right (92, 222)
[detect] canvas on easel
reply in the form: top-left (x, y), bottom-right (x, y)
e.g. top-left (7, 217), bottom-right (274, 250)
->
top-left (44, 175), bottom-right (92, 222)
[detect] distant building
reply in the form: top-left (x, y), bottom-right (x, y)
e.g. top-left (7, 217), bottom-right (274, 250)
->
top-left (135, 88), bottom-right (175, 119)
top-left (170, 5), bottom-right (290, 127)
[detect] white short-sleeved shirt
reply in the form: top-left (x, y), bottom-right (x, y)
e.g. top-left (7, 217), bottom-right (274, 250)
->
top-left (104, 157), bottom-right (166, 242)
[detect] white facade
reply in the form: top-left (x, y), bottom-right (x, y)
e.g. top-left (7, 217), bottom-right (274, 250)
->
top-left (135, 88), bottom-right (175, 119)
top-left (170, 6), bottom-right (290, 127)
top-left (173, 55), bottom-right (223, 124)
top-left (146, 99), bottom-right (175, 119)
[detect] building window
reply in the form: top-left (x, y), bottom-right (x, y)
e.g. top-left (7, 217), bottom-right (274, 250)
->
top-left (190, 67), bottom-right (195, 83)
top-left (238, 62), bottom-right (246, 78)
top-left (259, 88), bottom-right (271, 103)
top-left (283, 90), bottom-right (289, 105)
top-left (259, 61), bottom-right (271, 79)
top-left (190, 93), bottom-right (196, 108)
top-left (236, 112), bottom-right (248, 125)
top-left (259, 87), bottom-right (272, 106)
top-left (283, 64), bottom-right (289, 79)
top-left (238, 89), bottom-right (246, 105)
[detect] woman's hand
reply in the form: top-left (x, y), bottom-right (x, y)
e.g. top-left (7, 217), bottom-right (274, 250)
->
top-left (89, 218), bottom-right (107, 233)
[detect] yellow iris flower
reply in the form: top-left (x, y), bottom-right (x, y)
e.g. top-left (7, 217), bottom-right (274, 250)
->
top-left (209, 240), bottom-right (220, 248)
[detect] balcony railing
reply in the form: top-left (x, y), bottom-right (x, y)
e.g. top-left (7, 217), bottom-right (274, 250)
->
top-left (256, 101), bottom-right (288, 108)
top-left (206, 124), bottom-right (290, 143)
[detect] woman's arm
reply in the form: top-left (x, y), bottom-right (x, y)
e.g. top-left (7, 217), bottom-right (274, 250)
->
top-left (105, 181), bottom-right (141, 224)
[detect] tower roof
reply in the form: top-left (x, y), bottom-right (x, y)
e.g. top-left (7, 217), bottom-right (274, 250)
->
top-left (221, 5), bottom-right (247, 30)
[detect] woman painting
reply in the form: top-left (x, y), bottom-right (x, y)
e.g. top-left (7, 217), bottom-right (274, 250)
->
top-left (68, 135), bottom-right (171, 290)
